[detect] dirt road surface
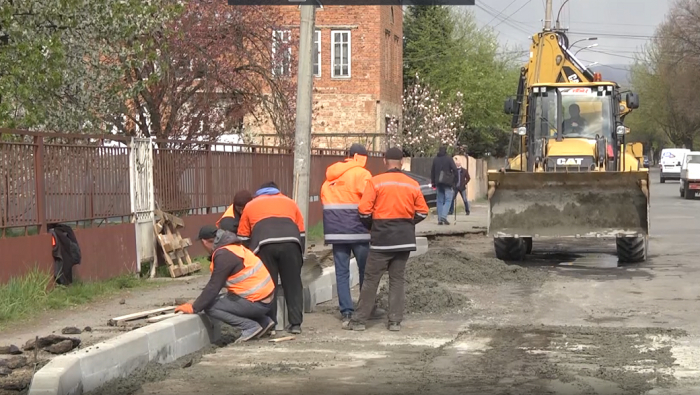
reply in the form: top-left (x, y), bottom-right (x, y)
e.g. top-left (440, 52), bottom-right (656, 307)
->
top-left (99, 168), bottom-right (698, 395)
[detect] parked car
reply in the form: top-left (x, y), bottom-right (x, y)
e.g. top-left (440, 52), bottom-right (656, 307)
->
top-left (643, 155), bottom-right (650, 168)
top-left (403, 171), bottom-right (437, 208)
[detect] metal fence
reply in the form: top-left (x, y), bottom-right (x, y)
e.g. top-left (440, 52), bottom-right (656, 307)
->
top-left (0, 129), bottom-right (385, 235)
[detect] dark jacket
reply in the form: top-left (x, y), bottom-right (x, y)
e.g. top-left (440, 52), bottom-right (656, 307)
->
top-left (455, 166), bottom-right (470, 191)
top-left (49, 224), bottom-right (82, 286)
top-left (431, 147), bottom-right (458, 187)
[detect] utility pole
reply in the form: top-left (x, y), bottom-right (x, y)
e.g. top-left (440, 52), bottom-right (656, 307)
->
top-left (544, 0), bottom-right (553, 30)
top-left (293, 3), bottom-right (316, 252)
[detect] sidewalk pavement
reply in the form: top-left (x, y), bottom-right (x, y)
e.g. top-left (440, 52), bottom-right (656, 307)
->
top-left (415, 204), bottom-right (487, 237)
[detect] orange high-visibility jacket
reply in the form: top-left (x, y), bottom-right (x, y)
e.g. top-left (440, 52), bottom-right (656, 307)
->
top-left (237, 193), bottom-right (305, 253)
top-left (216, 205), bottom-right (235, 228)
top-left (320, 154), bottom-right (372, 244)
top-left (358, 168), bottom-right (429, 252)
top-left (211, 244), bottom-right (275, 302)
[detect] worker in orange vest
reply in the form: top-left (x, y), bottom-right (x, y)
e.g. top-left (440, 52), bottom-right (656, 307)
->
top-left (175, 225), bottom-right (275, 342)
top-left (344, 147), bottom-right (429, 332)
top-left (216, 190), bottom-right (253, 233)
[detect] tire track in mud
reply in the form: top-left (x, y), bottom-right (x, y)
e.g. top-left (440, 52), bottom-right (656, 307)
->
top-left (433, 324), bottom-right (687, 395)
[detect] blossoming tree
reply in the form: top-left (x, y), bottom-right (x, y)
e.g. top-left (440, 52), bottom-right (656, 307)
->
top-left (387, 76), bottom-right (463, 157)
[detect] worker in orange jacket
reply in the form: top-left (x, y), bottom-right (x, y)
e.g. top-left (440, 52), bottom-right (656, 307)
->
top-left (344, 147), bottom-right (429, 332)
top-left (320, 143), bottom-right (384, 325)
top-left (237, 182), bottom-right (305, 335)
top-left (175, 225), bottom-right (276, 342)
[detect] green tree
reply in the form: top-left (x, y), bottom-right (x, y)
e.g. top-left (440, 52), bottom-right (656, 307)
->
top-left (0, 0), bottom-right (180, 131)
top-left (402, 6), bottom-right (519, 158)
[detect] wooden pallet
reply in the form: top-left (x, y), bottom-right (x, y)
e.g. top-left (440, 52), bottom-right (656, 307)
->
top-left (152, 209), bottom-right (201, 278)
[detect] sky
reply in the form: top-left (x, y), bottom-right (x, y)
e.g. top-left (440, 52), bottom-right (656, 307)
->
top-left (462, 0), bottom-right (674, 69)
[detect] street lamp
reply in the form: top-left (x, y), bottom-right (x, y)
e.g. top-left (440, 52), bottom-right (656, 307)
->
top-left (570, 37), bottom-right (598, 49)
top-left (575, 43), bottom-right (598, 56)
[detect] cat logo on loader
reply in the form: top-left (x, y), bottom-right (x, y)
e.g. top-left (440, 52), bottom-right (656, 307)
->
top-left (556, 158), bottom-right (584, 166)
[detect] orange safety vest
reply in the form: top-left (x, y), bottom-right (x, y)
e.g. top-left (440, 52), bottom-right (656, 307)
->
top-left (210, 244), bottom-right (275, 302)
top-left (216, 205), bottom-right (235, 228)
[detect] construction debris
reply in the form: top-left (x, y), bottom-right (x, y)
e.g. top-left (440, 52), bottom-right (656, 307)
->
top-left (45, 340), bottom-right (77, 355)
top-left (62, 326), bottom-right (82, 335)
top-left (0, 346), bottom-right (21, 355)
top-left (3, 356), bottom-right (27, 370)
top-left (23, 335), bottom-right (80, 353)
top-left (152, 209), bottom-right (201, 278)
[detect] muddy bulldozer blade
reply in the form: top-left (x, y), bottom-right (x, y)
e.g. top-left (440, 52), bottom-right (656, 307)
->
top-left (487, 171), bottom-right (650, 263)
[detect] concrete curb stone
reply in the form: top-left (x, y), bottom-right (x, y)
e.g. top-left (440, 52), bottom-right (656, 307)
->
top-left (28, 314), bottom-right (220, 395)
top-left (28, 237), bottom-right (430, 394)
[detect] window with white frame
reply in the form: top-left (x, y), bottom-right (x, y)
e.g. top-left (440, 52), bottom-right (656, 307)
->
top-left (272, 30), bottom-right (292, 77)
top-left (313, 30), bottom-right (321, 77)
top-left (331, 30), bottom-right (351, 78)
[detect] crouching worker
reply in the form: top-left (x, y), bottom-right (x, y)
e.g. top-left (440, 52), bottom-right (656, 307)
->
top-left (174, 225), bottom-right (276, 342)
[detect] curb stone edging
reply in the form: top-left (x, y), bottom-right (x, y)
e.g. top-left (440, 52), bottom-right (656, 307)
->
top-left (28, 237), bottom-right (430, 394)
top-left (28, 314), bottom-right (220, 395)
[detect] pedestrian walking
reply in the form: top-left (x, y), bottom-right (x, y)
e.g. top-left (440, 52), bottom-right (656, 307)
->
top-left (175, 225), bottom-right (275, 343)
top-left (216, 190), bottom-right (253, 234)
top-left (237, 181), bottom-right (306, 334)
top-left (344, 147), bottom-right (429, 332)
top-left (320, 143), bottom-right (385, 326)
top-left (431, 146), bottom-right (457, 225)
top-left (448, 157), bottom-right (471, 216)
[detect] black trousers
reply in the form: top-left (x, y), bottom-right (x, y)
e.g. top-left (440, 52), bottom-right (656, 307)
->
top-left (257, 242), bottom-right (304, 327)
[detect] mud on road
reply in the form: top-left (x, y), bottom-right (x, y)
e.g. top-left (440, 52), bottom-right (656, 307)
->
top-left (66, 235), bottom-right (700, 395)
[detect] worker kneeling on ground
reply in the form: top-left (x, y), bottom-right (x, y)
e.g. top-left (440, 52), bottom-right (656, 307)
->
top-left (237, 181), bottom-right (306, 335)
top-left (320, 143), bottom-right (385, 326)
top-left (174, 225), bottom-right (275, 342)
top-left (344, 147), bottom-right (429, 332)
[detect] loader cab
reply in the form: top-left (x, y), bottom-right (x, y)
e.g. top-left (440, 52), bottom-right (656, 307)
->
top-left (505, 82), bottom-right (638, 172)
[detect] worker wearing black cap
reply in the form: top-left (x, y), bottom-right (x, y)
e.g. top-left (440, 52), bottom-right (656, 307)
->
top-left (320, 143), bottom-right (385, 326)
top-left (174, 225), bottom-right (276, 342)
top-left (344, 147), bottom-right (429, 332)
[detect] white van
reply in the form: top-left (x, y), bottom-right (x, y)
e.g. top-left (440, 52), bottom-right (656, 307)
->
top-left (660, 148), bottom-right (691, 183)
top-left (680, 151), bottom-right (700, 199)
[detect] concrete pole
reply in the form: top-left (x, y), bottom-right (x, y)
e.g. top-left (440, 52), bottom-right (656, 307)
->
top-left (293, 4), bottom-right (316, 253)
top-left (544, 0), bottom-right (553, 30)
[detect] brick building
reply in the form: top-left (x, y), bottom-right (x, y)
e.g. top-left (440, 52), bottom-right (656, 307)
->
top-left (248, 4), bottom-right (403, 151)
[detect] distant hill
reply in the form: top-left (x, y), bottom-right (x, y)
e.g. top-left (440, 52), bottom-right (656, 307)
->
top-left (589, 64), bottom-right (632, 88)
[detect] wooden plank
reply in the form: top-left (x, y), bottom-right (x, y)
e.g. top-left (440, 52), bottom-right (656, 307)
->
top-left (109, 306), bottom-right (176, 326)
top-left (269, 336), bottom-right (295, 343)
top-left (147, 312), bottom-right (182, 323)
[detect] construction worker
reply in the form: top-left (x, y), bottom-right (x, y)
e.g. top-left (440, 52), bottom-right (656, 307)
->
top-left (216, 190), bottom-right (253, 234)
top-left (237, 181), bottom-right (305, 335)
top-left (174, 225), bottom-right (276, 342)
top-left (344, 147), bottom-right (429, 332)
top-left (320, 143), bottom-right (385, 326)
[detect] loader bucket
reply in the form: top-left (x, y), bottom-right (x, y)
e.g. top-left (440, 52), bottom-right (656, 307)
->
top-left (487, 171), bottom-right (649, 238)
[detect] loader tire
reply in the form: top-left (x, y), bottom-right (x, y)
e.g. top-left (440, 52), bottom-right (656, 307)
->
top-left (524, 237), bottom-right (533, 254)
top-left (616, 236), bottom-right (648, 264)
top-left (494, 237), bottom-right (527, 261)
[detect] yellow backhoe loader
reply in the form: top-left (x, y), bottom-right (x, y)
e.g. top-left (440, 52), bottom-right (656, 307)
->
top-left (488, 2), bottom-right (650, 263)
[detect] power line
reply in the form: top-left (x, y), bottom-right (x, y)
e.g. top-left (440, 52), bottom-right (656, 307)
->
top-left (484, 0), bottom-right (520, 27)
top-left (493, 0), bottom-right (534, 29)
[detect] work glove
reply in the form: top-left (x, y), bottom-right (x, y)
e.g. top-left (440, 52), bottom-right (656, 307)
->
top-left (174, 303), bottom-right (194, 314)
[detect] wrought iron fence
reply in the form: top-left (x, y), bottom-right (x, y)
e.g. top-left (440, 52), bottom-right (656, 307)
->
top-left (0, 129), bottom-right (385, 234)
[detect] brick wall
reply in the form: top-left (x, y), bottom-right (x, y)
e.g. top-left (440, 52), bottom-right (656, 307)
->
top-left (245, 5), bottom-right (402, 149)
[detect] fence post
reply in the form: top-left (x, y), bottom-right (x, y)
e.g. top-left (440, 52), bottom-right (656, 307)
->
top-left (33, 136), bottom-right (47, 234)
top-left (205, 144), bottom-right (213, 214)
